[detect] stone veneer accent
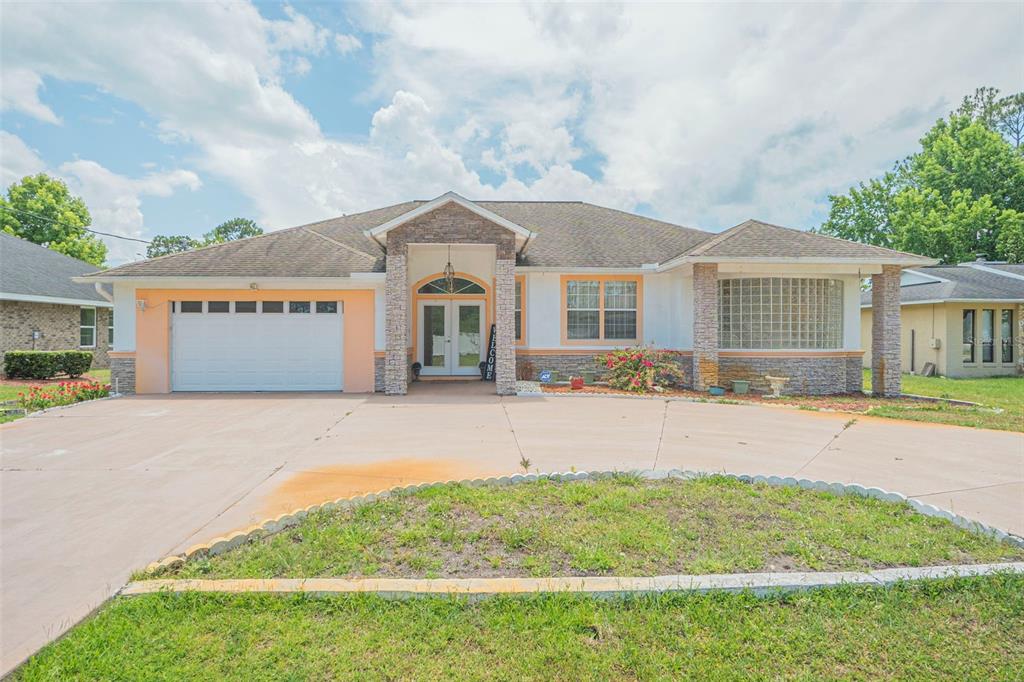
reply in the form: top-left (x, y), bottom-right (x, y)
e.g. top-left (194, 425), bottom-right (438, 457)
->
top-left (110, 355), bottom-right (136, 395)
top-left (0, 299), bottom-right (111, 373)
top-left (719, 355), bottom-right (863, 395)
top-left (871, 265), bottom-right (902, 397)
top-left (374, 355), bottom-right (386, 392)
top-left (383, 203), bottom-right (517, 395)
top-left (517, 353), bottom-right (692, 386)
top-left (692, 263), bottom-right (719, 390)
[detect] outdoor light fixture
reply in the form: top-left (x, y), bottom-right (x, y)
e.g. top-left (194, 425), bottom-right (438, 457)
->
top-left (443, 245), bottom-right (456, 294)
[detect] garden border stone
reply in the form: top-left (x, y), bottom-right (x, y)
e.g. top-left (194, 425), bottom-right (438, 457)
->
top-left (139, 468), bottom-right (1024, 582)
top-left (123, 562), bottom-right (1024, 599)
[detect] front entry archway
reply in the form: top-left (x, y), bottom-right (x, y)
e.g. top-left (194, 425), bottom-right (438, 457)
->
top-left (412, 272), bottom-right (491, 377)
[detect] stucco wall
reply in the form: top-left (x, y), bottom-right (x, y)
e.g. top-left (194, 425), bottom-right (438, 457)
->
top-left (0, 299), bottom-right (111, 374)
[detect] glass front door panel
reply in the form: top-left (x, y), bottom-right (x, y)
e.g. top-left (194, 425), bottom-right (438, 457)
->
top-left (457, 304), bottom-right (482, 368)
top-left (423, 305), bottom-right (447, 368)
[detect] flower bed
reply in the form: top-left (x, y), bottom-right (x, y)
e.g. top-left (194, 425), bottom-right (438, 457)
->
top-left (17, 380), bottom-right (111, 412)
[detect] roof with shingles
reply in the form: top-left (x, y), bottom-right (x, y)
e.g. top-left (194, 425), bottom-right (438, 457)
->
top-left (85, 199), bottom-right (931, 278)
top-left (1, 232), bottom-right (111, 302)
top-left (860, 263), bottom-right (1024, 306)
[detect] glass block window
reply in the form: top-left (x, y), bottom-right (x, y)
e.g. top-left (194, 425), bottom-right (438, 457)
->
top-left (566, 280), bottom-right (601, 339)
top-left (718, 278), bottom-right (843, 349)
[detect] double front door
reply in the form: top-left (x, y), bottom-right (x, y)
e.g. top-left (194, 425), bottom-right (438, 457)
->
top-left (418, 300), bottom-right (485, 375)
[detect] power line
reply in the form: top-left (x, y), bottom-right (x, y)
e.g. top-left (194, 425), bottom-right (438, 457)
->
top-left (0, 204), bottom-right (152, 244)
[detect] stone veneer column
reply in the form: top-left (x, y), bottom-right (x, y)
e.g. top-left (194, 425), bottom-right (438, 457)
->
top-left (494, 259), bottom-right (517, 395)
top-left (110, 356), bottom-right (136, 395)
top-left (384, 245), bottom-right (409, 395)
top-left (692, 263), bottom-right (719, 391)
top-left (871, 264), bottom-right (902, 397)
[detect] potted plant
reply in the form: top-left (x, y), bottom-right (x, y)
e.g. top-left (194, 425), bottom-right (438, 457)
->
top-left (478, 361), bottom-right (488, 379)
top-left (731, 379), bottom-right (750, 395)
top-left (570, 375), bottom-right (585, 390)
top-left (411, 362), bottom-right (421, 381)
top-left (581, 370), bottom-right (596, 384)
top-left (708, 385), bottom-right (726, 396)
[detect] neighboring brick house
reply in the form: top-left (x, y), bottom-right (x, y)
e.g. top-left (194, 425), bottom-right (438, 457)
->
top-left (1, 232), bottom-right (113, 374)
top-left (79, 192), bottom-right (933, 397)
top-left (861, 260), bottom-right (1024, 378)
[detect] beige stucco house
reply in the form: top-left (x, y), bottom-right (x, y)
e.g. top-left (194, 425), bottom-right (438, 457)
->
top-left (78, 192), bottom-right (933, 397)
top-left (860, 261), bottom-right (1024, 378)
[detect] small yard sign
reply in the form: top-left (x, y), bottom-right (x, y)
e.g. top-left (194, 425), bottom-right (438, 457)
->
top-left (539, 370), bottom-right (552, 383)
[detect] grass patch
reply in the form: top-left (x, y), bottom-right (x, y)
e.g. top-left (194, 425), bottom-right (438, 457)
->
top-left (0, 368), bottom-right (111, 402)
top-left (159, 477), bottom-right (1023, 581)
top-left (863, 370), bottom-right (1023, 431)
top-left (15, 574), bottom-right (1024, 680)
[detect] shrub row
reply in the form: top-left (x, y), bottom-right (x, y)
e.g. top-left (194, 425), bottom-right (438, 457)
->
top-left (3, 350), bottom-right (94, 379)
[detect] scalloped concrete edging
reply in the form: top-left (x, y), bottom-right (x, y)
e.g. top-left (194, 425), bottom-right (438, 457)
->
top-left (123, 561), bottom-right (1024, 599)
top-left (141, 469), bottom-right (1024, 578)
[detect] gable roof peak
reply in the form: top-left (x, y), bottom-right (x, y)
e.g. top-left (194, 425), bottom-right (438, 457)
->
top-left (363, 191), bottom-right (535, 243)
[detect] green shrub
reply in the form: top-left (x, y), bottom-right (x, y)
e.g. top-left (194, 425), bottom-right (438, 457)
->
top-left (4, 350), bottom-right (93, 379)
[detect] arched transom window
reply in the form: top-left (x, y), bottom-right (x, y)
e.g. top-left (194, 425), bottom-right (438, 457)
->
top-left (417, 277), bottom-right (486, 295)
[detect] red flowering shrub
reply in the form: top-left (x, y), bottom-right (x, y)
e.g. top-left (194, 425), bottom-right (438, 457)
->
top-left (596, 347), bottom-right (685, 393)
top-left (18, 381), bottom-right (111, 412)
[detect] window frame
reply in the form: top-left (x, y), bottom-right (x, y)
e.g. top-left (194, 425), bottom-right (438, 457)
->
top-left (79, 306), bottom-right (97, 349)
top-left (107, 309), bottom-right (114, 345)
top-left (514, 275), bottom-right (526, 345)
top-left (560, 275), bottom-right (643, 345)
top-left (981, 308), bottom-right (995, 364)
top-left (962, 309), bottom-right (975, 364)
top-left (1001, 308), bottom-right (1015, 364)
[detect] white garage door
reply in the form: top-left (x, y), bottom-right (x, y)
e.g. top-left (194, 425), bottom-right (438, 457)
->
top-left (171, 299), bottom-right (343, 391)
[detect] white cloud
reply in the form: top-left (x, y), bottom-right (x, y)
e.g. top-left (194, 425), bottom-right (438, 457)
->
top-left (0, 131), bottom-right (47, 188)
top-left (0, 131), bottom-right (201, 263)
top-left (0, 68), bottom-right (61, 124)
top-left (1, 1), bottom-right (1018, 238)
top-left (334, 33), bottom-right (362, 55)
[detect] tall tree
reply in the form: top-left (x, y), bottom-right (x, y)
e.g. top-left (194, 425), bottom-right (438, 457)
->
top-left (819, 87), bottom-right (1024, 263)
top-left (0, 173), bottom-right (107, 266)
top-left (147, 217), bottom-right (263, 258)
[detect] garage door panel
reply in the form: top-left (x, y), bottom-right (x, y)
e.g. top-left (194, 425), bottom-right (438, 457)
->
top-left (171, 306), bottom-right (343, 392)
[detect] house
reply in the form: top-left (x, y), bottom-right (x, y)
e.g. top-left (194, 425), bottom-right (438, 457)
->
top-left (860, 259), bottom-right (1024, 378)
top-left (1, 232), bottom-right (113, 373)
top-left (77, 192), bottom-right (933, 397)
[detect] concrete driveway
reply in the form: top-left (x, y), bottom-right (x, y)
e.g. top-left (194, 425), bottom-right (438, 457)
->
top-left (2, 383), bottom-right (1022, 673)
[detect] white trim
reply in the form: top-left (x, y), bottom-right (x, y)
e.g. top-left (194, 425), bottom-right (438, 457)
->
top-left (861, 298), bottom-right (1024, 308)
top-left (363, 192), bottom-right (535, 242)
top-left (963, 262), bottom-right (1024, 281)
top-left (72, 276), bottom-right (383, 288)
top-left (516, 266), bottom-right (646, 274)
top-left (0, 291), bottom-right (113, 307)
top-left (657, 255), bottom-right (936, 273)
top-left (901, 268), bottom-right (949, 285)
top-left (79, 306), bottom-right (97, 349)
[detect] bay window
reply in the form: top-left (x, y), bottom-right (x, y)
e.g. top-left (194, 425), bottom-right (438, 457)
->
top-left (718, 278), bottom-right (843, 349)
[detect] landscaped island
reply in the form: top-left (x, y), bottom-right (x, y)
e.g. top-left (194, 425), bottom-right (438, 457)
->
top-left (155, 475), bottom-right (1022, 580)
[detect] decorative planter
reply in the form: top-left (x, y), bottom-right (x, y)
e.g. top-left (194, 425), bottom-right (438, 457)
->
top-left (708, 386), bottom-right (727, 397)
top-left (478, 361), bottom-right (487, 379)
top-left (731, 380), bottom-right (750, 395)
top-left (570, 376), bottom-right (585, 390)
top-left (582, 371), bottom-right (596, 384)
top-left (411, 362), bottom-right (422, 381)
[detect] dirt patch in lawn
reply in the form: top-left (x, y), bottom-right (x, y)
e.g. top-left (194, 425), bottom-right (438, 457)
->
top-left (169, 476), bottom-right (1024, 581)
top-left (262, 458), bottom-right (491, 518)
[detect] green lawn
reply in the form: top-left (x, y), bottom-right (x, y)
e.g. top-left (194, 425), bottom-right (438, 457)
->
top-left (15, 574), bottom-right (1024, 680)
top-left (160, 477), bottom-right (1022, 581)
top-left (862, 369), bottom-right (1023, 431)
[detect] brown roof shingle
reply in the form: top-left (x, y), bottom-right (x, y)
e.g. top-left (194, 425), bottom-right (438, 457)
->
top-left (86, 202), bottom-right (929, 278)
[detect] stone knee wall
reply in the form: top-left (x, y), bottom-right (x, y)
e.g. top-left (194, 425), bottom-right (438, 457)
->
top-left (517, 352), bottom-right (693, 386)
top-left (0, 300), bottom-right (111, 374)
top-left (110, 356), bottom-right (136, 395)
top-left (718, 355), bottom-right (863, 395)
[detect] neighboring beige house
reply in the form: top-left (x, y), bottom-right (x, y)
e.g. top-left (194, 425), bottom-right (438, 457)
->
top-left (79, 192), bottom-right (933, 397)
top-left (861, 260), bottom-right (1024, 378)
top-left (0, 232), bottom-right (113, 373)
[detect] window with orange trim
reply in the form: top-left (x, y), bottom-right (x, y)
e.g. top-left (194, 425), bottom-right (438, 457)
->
top-left (563, 277), bottom-right (641, 342)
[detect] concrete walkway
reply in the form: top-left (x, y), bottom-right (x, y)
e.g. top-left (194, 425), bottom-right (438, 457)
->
top-left (2, 383), bottom-right (1022, 673)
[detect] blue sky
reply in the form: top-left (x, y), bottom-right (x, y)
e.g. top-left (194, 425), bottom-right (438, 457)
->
top-left (1, 2), bottom-right (1020, 264)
